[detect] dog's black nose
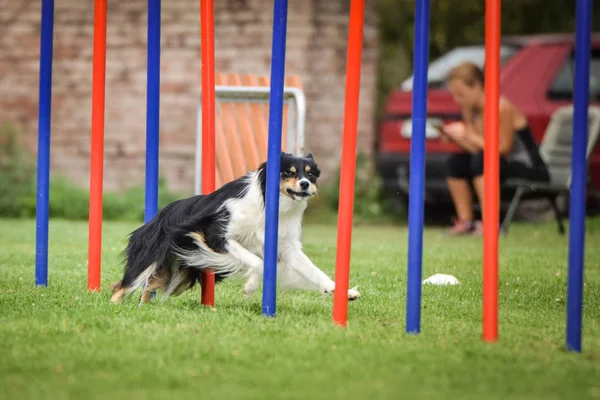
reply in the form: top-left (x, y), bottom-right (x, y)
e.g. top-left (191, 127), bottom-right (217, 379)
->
top-left (299, 180), bottom-right (309, 190)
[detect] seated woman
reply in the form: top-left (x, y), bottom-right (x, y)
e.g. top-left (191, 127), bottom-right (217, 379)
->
top-left (440, 62), bottom-right (550, 235)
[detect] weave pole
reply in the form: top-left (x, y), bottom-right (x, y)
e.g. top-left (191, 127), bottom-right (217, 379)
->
top-left (35, 0), bottom-right (54, 287)
top-left (262, 0), bottom-right (289, 318)
top-left (332, 0), bottom-right (365, 327)
top-left (482, 0), bottom-right (501, 343)
top-left (144, 0), bottom-right (161, 300)
top-left (87, 0), bottom-right (107, 292)
top-left (405, 0), bottom-right (430, 334)
top-left (145, 0), bottom-right (161, 225)
top-left (200, 0), bottom-right (216, 307)
top-left (566, 0), bottom-right (592, 353)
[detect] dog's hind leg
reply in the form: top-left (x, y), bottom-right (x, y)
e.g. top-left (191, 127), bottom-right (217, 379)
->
top-left (111, 263), bottom-right (159, 304)
top-left (160, 263), bottom-right (199, 300)
top-left (111, 281), bottom-right (126, 303)
top-left (139, 267), bottom-right (172, 305)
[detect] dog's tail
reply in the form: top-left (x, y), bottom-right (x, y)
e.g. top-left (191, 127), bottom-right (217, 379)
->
top-left (111, 210), bottom-right (175, 303)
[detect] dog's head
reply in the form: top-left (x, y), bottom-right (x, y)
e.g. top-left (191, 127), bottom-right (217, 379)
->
top-left (257, 152), bottom-right (321, 202)
top-left (279, 152), bottom-right (320, 201)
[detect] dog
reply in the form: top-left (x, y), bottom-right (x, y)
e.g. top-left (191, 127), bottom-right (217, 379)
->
top-left (110, 152), bottom-right (361, 305)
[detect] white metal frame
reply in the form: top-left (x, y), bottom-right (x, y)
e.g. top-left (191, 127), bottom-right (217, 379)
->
top-left (194, 85), bottom-right (307, 195)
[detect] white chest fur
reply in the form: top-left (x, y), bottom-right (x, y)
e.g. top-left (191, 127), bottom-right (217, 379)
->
top-left (224, 182), bottom-right (306, 258)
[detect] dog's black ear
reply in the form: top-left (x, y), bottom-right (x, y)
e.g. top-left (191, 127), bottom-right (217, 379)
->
top-left (305, 152), bottom-right (314, 159)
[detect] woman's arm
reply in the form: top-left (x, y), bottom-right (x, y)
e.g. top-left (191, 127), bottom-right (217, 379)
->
top-left (441, 121), bottom-right (480, 152)
top-left (441, 108), bottom-right (482, 152)
top-left (463, 102), bottom-right (515, 155)
top-left (498, 104), bottom-right (516, 155)
top-left (461, 107), bottom-right (485, 152)
top-left (459, 125), bottom-right (483, 152)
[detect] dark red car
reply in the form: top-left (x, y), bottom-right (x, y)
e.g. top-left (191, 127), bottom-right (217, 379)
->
top-left (376, 33), bottom-right (600, 217)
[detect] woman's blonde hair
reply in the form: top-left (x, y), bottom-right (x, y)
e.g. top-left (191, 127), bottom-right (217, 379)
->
top-left (446, 61), bottom-right (485, 87)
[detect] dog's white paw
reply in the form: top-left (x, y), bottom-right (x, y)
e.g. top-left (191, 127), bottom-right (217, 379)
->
top-left (348, 286), bottom-right (361, 301)
top-left (324, 284), bottom-right (361, 301)
top-left (242, 274), bottom-right (261, 298)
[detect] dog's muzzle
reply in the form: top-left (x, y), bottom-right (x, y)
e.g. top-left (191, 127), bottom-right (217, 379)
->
top-left (286, 188), bottom-right (313, 198)
top-left (286, 178), bottom-right (315, 200)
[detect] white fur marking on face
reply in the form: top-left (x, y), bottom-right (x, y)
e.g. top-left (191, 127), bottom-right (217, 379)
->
top-left (298, 178), bottom-right (310, 187)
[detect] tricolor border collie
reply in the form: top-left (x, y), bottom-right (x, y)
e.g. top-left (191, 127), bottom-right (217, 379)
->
top-left (110, 152), bottom-right (360, 305)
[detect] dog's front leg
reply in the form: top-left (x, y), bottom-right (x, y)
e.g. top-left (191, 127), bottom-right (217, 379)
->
top-left (225, 240), bottom-right (264, 297)
top-left (280, 246), bottom-right (360, 300)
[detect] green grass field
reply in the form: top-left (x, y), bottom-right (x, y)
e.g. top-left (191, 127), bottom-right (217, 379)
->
top-left (1, 217), bottom-right (599, 400)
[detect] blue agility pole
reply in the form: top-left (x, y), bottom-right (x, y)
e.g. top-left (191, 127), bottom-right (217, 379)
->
top-left (566, 0), bottom-right (592, 353)
top-left (35, 0), bottom-right (55, 287)
top-left (405, 0), bottom-right (431, 334)
top-left (145, 0), bottom-right (161, 224)
top-left (262, 0), bottom-right (289, 317)
top-left (144, 0), bottom-right (161, 299)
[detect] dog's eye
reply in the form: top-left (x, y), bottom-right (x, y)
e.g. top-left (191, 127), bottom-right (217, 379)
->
top-left (282, 170), bottom-right (295, 178)
top-left (306, 171), bottom-right (314, 178)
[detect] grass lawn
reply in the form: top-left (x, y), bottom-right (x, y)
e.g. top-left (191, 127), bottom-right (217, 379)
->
top-left (1, 217), bottom-right (599, 400)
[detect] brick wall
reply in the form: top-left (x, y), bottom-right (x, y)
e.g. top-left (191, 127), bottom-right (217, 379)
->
top-left (0, 0), bottom-right (379, 192)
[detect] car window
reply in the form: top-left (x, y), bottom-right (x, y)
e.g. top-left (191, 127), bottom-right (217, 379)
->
top-left (547, 49), bottom-right (600, 101)
top-left (400, 44), bottom-right (520, 90)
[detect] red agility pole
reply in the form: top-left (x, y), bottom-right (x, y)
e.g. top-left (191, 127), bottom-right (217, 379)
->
top-left (87, 0), bottom-right (107, 292)
top-left (333, 0), bottom-right (365, 327)
top-left (483, 0), bottom-right (501, 342)
top-left (200, 0), bottom-right (216, 306)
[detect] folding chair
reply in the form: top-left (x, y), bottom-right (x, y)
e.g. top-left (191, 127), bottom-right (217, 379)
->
top-left (500, 105), bottom-right (600, 235)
